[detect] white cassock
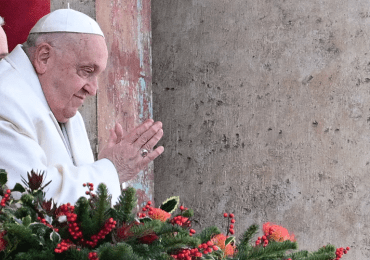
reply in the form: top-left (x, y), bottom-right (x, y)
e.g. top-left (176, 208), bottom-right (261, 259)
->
top-left (0, 45), bottom-right (121, 204)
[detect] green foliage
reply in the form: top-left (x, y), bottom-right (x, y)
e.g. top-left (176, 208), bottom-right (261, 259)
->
top-left (20, 194), bottom-right (34, 205)
top-left (75, 196), bottom-right (95, 238)
top-left (111, 187), bottom-right (137, 223)
top-left (0, 169), bottom-right (349, 260)
top-left (12, 183), bottom-right (26, 193)
top-left (58, 247), bottom-right (90, 260)
top-left (194, 225), bottom-right (221, 243)
top-left (13, 249), bottom-right (56, 260)
top-left (99, 242), bottom-right (142, 260)
top-left (237, 223), bottom-right (259, 255)
top-left (181, 208), bottom-right (194, 218)
top-left (92, 183), bottom-right (111, 233)
top-left (160, 196), bottom-right (180, 214)
top-left (225, 236), bottom-right (235, 245)
top-left (236, 240), bottom-right (298, 260)
top-left (129, 219), bottom-right (163, 238)
top-left (286, 244), bottom-right (336, 260)
top-left (0, 169), bottom-right (7, 186)
top-left (239, 224), bottom-right (259, 247)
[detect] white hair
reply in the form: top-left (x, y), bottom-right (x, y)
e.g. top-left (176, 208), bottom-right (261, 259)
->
top-left (0, 16), bottom-right (4, 26)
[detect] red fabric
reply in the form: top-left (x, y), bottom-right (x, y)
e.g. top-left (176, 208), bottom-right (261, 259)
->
top-left (0, 0), bottom-right (50, 52)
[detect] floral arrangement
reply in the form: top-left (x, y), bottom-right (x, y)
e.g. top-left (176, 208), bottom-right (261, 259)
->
top-left (0, 169), bottom-right (349, 260)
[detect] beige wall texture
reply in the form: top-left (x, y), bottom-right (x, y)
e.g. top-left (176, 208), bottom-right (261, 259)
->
top-left (153, 1), bottom-right (370, 258)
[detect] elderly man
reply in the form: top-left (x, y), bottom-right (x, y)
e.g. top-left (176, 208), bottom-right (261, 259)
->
top-left (0, 9), bottom-right (164, 204)
top-left (0, 16), bottom-right (8, 59)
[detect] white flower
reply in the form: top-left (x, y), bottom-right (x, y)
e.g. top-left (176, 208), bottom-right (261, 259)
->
top-left (58, 215), bottom-right (67, 223)
top-left (11, 191), bottom-right (22, 200)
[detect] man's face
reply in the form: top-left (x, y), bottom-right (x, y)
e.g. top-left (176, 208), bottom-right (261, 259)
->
top-left (41, 34), bottom-right (108, 123)
top-left (0, 26), bottom-right (8, 59)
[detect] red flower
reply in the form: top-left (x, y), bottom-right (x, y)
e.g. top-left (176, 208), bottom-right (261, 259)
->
top-left (139, 233), bottom-right (159, 244)
top-left (263, 222), bottom-right (295, 242)
top-left (211, 233), bottom-right (235, 257)
top-left (116, 223), bottom-right (135, 241)
top-left (0, 231), bottom-right (7, 251)
top-left (21, 170), bottom-right (51, 192)
top-left (148, 208), bottom-right (171, 222)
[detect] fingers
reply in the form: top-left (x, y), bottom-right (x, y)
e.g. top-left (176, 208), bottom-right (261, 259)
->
top-left (140, 145), bottom-right (164, 166)
top-left (140, 128), bottom-right (163, 151)
top-left (114, 123), bottom-right (125, 144)
top-left (126, 119), bottom-right (155, 144)
top-left (132, 121), bottom-right (163, 150)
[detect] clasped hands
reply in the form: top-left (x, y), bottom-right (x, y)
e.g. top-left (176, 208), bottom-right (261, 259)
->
top-left (98, 119), bottom-right (164, 183)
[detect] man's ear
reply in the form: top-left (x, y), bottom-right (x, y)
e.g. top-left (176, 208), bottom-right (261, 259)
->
top-left (33, 43), bottom-right (52, 74)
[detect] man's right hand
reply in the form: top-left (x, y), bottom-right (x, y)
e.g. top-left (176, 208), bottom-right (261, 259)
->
top-left (98, 119), bottom-right (164, 183)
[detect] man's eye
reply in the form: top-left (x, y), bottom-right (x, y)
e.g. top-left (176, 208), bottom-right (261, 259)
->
top-left (80, 68), bottom-right (94, 76)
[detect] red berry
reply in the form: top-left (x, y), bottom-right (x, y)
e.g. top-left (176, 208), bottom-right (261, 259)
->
top-left (346, 247), bottom-right (350, 250)
top-left (230, 224), bottom-right (234, 228)
top-left (223, 213), bottom-right (228, 217)
top-left (180, 205), bottom-right (185, 210)
top-left (229, 213), bottom-right (234, 218)
top-left (229, 229), bottom-right (235, 234)
top-left (231, 219), bottom-right (235, 223)
top-left (6, 189), bottom-right (11, 194)
top-left (85, 191), bottom-right (90, 195)
top-left (83, 183), bottom-right (87, 187)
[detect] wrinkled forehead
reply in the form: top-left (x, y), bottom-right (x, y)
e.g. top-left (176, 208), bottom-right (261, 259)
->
top-left (64, 34), bottom-right (108, 69)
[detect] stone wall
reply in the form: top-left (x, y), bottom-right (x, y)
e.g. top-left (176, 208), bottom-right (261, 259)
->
top-left (152, 1), bottom-right (370, 258)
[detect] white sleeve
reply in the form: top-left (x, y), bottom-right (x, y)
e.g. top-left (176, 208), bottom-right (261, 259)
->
top-left (0, 119), bottom-right (121, 205)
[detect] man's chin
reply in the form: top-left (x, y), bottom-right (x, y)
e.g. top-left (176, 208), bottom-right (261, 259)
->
top-left (56, 110), bottom-right (78, 123)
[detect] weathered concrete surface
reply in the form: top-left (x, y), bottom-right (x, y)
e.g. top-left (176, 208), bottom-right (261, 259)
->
top-left (51, 0), bottom-right (98, 158)
top-left (96, 0), bottom-right (153, 205)
top-left (153, 1), bottom-right (370, 258)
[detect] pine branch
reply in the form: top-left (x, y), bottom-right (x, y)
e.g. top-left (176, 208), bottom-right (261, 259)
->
top-left (160, 232), bottom-right (201, 253)
top-left (61, 247), bottom-right (90, 260)
top-left (287, 245), bottom-right (336, 260)
top-left (130, 241), bottom-right (165, 259)
top-left (74, 197), bottom-right (95, 238)
top-left (236, 240), bottom-right (298, 260)
top-left (193, 226), bottom-right (221, 243)
top-left (156, 222), bottom-right (183, 236)
top-left (92, 183), bottom-right (111, 233)
top-left (129, 219), bottom-right (164, 238)
top-left (98, 242), bottom-right (143, 260)
top-left (112, 187), bottom-right (137, 223)
top-left (239, 224), bottom-right (259, 246)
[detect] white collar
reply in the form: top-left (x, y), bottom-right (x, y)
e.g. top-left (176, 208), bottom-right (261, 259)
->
top-left (4, 44), bottom-right (50, 111)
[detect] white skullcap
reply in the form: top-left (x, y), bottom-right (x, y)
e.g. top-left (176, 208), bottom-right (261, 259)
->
top-left (29, 9), bottom-right (104, 37)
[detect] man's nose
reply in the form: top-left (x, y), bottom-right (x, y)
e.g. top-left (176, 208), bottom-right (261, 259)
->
top-left (84, 77), bottom-right (98, 96)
